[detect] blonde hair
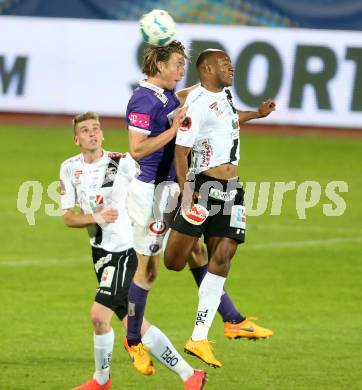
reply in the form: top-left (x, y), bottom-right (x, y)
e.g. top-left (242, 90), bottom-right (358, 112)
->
top-left (72, 111), bottom-right (99, 135)
top-left (142, 40), bottom-right (187, 77)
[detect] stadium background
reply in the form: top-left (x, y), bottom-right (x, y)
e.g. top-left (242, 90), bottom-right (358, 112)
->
top-left (1, 1), bottom-right (361, 389)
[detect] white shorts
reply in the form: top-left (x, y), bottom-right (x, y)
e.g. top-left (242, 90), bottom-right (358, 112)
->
top-left (126, 178), bottom-right (180, 256)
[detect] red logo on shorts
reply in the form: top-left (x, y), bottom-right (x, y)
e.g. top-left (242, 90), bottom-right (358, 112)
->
top-left (181, 204), bottom-right (209, 225)
top-left (149, 221), bottom-right (167, 235)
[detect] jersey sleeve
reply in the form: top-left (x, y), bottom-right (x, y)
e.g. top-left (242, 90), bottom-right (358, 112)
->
top-left (59, 162), bottom-right (76, 209)
top-left (119, 153), bottom-right (140, 180)
top-left (127, 94), bottom-right (156, 135)
top-left (175, 98), bottom-right (204, 147)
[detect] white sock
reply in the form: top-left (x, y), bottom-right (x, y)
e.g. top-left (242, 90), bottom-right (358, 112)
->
top-left (93, 329), bottom-right (114, 385)
top-left (142, 325), bottom-right (194, 382)
top-left (191, 272), bottom-right (226, 341)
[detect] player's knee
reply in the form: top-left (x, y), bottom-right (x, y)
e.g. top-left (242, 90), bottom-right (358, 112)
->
top-left (212, 254), bottom-right (231, 271)
top-left (164, 253), bottom-right (186, 272)
top-left (91, 313), bottom-right (110, 333)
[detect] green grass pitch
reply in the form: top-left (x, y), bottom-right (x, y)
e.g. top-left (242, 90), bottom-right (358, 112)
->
top-left (1, 124), bottom-right (361, 389)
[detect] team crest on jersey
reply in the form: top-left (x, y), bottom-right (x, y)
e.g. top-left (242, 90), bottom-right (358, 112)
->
top-left (232, 118), bottom-right (240, 130)
top-left (180, 116), bottom-right (192, 132)
top-left (89, 194), bottom-right (104, 212)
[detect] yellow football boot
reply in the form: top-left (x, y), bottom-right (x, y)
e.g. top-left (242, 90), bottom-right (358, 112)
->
top-left (184, 339), bottom-right (222, 368)
top-left (224, 318), bottom-right (273, 340)
top-left (123, 337), bottom-right (155, 375)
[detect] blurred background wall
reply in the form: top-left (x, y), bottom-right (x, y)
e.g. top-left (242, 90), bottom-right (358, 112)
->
top-left (1, 0), bottom-right (361, 130)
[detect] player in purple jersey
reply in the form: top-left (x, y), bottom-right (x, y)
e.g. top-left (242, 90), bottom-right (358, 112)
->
top-left (124, 41), bottom-right (270, 378)
top-left (124, 42), bottom-right (209, 390)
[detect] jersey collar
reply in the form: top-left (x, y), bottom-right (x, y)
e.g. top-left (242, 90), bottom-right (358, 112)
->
top-left (80, 149), bottom-right (106, 165)
top-left (199, 85), bottom-right (226, 98)
top-left (139, 80), bottom-right (165, 94)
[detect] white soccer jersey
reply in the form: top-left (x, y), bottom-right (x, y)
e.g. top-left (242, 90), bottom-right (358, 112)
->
top-left (176, 85), bottom-right (240, 174)
top-left (60, 150), bottom-right (139, 252)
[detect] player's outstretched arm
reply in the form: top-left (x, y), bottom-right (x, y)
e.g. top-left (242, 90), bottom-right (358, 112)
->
top-left (128, 106), bottom-right (187, 160)
top-left (237, 98), bottom-right (276, 123)
top-left (63, 207), bottom-right (118, 228)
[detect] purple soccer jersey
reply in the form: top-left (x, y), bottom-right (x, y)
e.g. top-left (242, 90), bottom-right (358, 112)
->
top-left (126, 81), bottom-right (180, 184)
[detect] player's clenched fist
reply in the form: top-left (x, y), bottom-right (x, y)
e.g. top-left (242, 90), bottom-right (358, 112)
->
top-left (171, 106), bottom-right (188, 134)
top-left (258, 99), bottom-right (276, 118)
top-left (93, 206), bottom-right (119, 224)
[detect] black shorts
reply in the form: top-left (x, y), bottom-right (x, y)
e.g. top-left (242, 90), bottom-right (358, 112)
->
top-left (92, 246), bottom-right (137, 320)
top-left (171, 173), bottom-right (246, 244)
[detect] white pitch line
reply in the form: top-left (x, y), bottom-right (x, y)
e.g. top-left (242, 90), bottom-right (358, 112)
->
top-left (0, 257), bottom-right (89, 267)
top-left (1, 237), bottom-right (361, 267)
top-left (242, 236), bottom-right (362, 251)
top-left (251, 223), bottom-right (362, 235)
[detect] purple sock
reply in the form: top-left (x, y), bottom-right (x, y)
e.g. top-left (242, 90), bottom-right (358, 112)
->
top-left (219, 291), bottom-right (245, 323)
top-left (190, 265), bottom-right (245, 323)
top-left (190, 264), bottom-right (208, 287)
top-left (127, 282), bottom-right (149, 346)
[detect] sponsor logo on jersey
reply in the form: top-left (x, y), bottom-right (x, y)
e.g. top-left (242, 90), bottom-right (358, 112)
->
top-left (179, 116), bottom-right (192, 132)
top-left (74, 169), bottom-right (82, 178)
top-left (153, 91), bottom-right (169, 105)
top-left (128, 112), bottom-right (150, 130)
top-left (209, 101), bottom-right (223, 116)
top-left (181, 204), bottom-right (209, 225)
top-left (149, 221), bottom-right (167, 235)
top-left (98, 289), bottom-right (111, 296)
top-left (74, 169), bottom-right (83, 184)
top-left (108, 152), bottom-right (126, 159)
top-left (94, 253), bottom-right (112, 273)
top-left (230, 205), bottom-right (246, 229)
top-left (209, 101), bottom-right (218, 110)
top-left (200, 139), bottom-right (212, 167)
top-left (100, 266), bottom-right (115, 288)
top-left (209, 188), bottom-right (237, 202)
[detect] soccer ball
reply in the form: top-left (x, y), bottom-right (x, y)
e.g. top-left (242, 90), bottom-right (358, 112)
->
top-left (140, 9), bottom-right (176, 47)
